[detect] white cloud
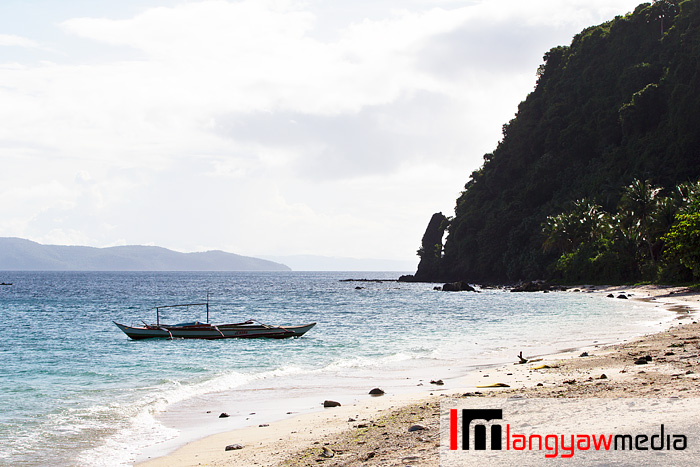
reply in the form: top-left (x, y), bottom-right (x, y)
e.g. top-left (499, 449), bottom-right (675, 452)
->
top-left (0, 0), bottom-right (644, 261)
top-left (0, 34), bottom-right (41, 48)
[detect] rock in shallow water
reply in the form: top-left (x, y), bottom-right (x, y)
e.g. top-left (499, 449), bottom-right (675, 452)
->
top-left (442, 281), bottom-right (476, 292)
top-left (511, 281), bottom-right (552, 292)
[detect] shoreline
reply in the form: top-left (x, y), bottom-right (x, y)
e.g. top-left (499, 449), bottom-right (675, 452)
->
top-left (135, 285), bottom-right (700, 467)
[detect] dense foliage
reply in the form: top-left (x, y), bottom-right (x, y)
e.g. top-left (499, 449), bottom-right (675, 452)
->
top-left (662, 206), bottom-right (700, 279)
top-left (414, 0), bottom-right (700, 284)
top-left (543, 179), bottom-right (700, 283)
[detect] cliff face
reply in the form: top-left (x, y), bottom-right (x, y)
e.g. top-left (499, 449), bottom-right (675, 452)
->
top-left (413, 212), bottom-right (448, 281)
top-left (413, 0), bottom-right (700, 283)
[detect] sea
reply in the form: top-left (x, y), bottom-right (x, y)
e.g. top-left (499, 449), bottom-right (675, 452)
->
top-left (0, 271), bottom-right (676, 466)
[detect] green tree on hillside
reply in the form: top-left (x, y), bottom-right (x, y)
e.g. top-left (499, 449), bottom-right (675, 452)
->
top-left (663, 209), bottom-right (700, 278)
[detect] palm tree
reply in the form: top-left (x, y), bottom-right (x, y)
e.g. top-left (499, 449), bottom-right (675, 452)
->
top-left (652, 0), bottom-right (680, 36)
top-left (618, 179), bottom-right (663, 261)
top-left (673, 181), bottom-right (700, 214)
top-left (542, 211), bottom-right (576, 253)
top-left (542, 199), bottom-right (609, 253)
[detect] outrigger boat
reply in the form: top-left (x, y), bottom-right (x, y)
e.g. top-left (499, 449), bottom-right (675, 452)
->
top-left (113, 300), bottom-right (315, 340)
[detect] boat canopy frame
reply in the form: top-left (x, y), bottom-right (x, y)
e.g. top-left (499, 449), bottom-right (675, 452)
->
top-left (155, 294), bottom-right (210, 325)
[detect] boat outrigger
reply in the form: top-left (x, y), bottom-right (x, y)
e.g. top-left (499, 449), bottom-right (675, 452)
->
top-left (113, 299), bottom-right (315, 340)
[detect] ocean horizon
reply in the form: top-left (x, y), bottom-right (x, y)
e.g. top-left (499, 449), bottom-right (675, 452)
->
top-left (0, 271), bottom-right (674, 466)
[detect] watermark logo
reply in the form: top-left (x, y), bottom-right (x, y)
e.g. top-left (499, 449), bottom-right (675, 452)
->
top-left (451, 409), bottom-right (502, 450)
top-left (441, 398), bottom-right (700, 466)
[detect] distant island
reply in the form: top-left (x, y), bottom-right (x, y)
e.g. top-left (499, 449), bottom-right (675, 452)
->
top-left (260, 254), bottom-right (416, 272)
top-left (0, 237), bottom-right (290, 271)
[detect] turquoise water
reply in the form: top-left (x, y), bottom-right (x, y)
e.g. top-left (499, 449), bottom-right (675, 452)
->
top-left (0, 272), bottom-right (672, 466)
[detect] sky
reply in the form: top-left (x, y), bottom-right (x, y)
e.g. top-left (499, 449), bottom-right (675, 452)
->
top-left (0, 0), bottom-right (644, 266)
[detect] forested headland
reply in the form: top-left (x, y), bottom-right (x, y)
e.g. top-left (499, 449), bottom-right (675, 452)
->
top-left (405, 0), bottom-right (700, 285)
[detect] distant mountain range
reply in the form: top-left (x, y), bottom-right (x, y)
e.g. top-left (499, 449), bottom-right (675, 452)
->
top-left (260, 254), bottom-right (416, 272)
top-left (0, 237), bottom-right (290, 271)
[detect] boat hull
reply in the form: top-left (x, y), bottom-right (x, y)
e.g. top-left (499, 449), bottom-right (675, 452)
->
top-left (113, 321), bottom-right (316, 340)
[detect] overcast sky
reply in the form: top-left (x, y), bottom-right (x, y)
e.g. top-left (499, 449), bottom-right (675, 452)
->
top-left (1, 0), bottom-right (643, 265)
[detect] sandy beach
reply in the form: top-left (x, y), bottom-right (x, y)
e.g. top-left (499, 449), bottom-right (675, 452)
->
top-left (137, 285), bottom-right (700, 467)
